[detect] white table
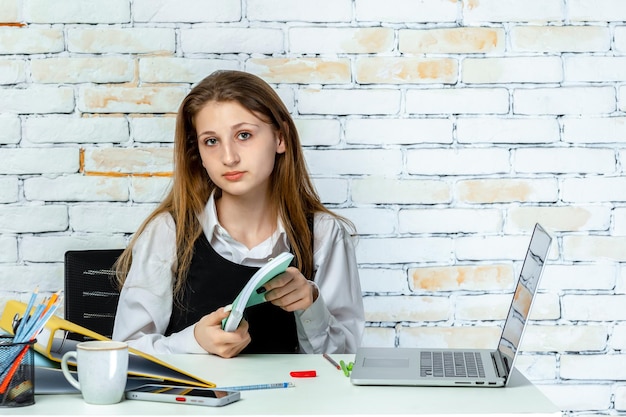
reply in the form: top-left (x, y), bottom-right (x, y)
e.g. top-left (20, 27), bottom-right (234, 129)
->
top-left (2, 354), bottom-right (561, 416)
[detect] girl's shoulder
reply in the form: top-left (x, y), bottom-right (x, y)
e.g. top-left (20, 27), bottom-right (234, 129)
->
top-left (132, 211), bottom-right (177, 262)
top-left (313, 211), bottom-right (354, 240)
top-left (312, 211), bottom-right (358, 257)
top-left (137, 211), bottom-right (176, 244)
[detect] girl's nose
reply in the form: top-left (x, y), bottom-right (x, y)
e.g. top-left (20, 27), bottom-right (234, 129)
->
top-left (221, 142), bottom-right (240, 166)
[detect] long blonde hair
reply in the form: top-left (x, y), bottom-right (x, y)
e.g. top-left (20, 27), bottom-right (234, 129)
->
top-left (115, 70), bottom-right (349, 302)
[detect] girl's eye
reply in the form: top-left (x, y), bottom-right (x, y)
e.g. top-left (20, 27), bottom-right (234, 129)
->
top-left (238, 132), bottom-right (251, 141)
top-left (204, 137), bottom-right (218, 146)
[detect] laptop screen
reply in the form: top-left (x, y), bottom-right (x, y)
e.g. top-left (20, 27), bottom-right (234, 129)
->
top-left (496, 224), bottom-right (552, 377)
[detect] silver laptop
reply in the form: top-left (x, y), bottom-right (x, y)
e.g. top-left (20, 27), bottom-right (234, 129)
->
top-left (351, 223), bottom-right (552, 388)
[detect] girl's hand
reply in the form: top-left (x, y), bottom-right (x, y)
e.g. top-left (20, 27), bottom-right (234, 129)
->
top-left (193, 307), bottom-right (251, 358)
top-left (261, 266), bottom-right (319, 312)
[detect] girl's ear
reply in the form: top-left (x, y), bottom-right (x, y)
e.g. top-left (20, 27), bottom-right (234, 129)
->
top-left (276, 133), bottom-right (286, 154)
top-left (276, 121), bottom-right (290, 154)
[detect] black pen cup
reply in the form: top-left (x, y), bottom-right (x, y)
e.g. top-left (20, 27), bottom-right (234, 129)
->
top-left (0, 337), bottom-right (35, 407)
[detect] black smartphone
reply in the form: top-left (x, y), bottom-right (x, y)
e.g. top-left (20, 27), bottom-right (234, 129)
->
top-left (125, 384), bottom-right (240, 407)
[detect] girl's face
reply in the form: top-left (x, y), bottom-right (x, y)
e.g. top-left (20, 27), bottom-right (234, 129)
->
top-left (195, 100), bottom-right (285, 199)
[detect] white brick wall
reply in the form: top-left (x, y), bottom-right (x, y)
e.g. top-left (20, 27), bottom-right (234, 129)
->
top-left (1, 0), bottom-right (626, 414)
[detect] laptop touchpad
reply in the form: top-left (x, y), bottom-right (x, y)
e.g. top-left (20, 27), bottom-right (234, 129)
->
top-left (364, 358), bottom-right (410, 368)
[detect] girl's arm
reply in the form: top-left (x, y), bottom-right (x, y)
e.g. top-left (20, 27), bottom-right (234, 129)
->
top-left (111, 214), bottom-right (205, 354)
top-left (294, 214), bottom-right (365, 354)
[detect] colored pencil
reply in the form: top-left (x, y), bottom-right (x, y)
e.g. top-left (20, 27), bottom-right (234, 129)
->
top-left (218, 382), bottom-right (294, 391)
top-left (13, 287), bottom-right (38, 341)
top-left (1, 289), bottom-right (62, 391)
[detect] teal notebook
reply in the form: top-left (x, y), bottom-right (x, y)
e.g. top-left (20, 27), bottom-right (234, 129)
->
top-left (222, 252), bottom-right (294, 332)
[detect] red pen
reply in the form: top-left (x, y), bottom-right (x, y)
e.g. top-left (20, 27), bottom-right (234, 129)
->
top-left (290, 370), bottom-right (317, 378)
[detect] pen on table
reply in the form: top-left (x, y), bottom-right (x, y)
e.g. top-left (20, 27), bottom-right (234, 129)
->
top-left (323, 353), bottom-right (341, 370)
top-left (218, 382), bottom-right (295, 391)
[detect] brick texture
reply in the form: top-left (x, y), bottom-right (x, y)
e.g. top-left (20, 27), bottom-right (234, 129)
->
top-left (0, 1), bottom-right (625, 414)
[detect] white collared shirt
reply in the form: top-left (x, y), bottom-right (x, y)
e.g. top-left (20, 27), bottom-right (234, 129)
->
top-left (112, 194), bottom-right (365, 355)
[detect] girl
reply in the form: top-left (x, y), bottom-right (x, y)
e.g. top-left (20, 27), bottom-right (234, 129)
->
top-left (112, 70), bottom-right (364, 358)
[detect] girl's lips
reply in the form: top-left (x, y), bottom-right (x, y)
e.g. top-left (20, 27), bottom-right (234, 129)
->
top-left (223, 171), bottom-right (244, 181)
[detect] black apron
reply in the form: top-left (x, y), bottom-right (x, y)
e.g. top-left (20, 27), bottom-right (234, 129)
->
top-left (165, 233), bottom-right (299, 353)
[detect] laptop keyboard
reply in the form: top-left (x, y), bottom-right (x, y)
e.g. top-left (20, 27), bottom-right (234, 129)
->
top-left (420, 351), bottom-right (485, 378)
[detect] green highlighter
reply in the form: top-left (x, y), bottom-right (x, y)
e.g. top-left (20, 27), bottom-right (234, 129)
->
top-left (340, 360), bottom-right (350, 377)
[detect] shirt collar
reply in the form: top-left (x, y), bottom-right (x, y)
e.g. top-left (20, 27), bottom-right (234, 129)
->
top-left (199, 192), bottom-right (220, 240)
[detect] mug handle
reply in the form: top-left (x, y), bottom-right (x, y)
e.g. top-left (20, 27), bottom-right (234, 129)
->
top-left (60, 351), bottom-right (81, 391)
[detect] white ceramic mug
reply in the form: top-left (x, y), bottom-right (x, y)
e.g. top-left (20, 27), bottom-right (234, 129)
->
top-left (60, 340), bottom-right (129, 405)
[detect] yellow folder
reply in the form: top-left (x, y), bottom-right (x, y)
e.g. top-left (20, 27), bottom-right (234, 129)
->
top-left (0, 300), bottom-right (215, 388)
